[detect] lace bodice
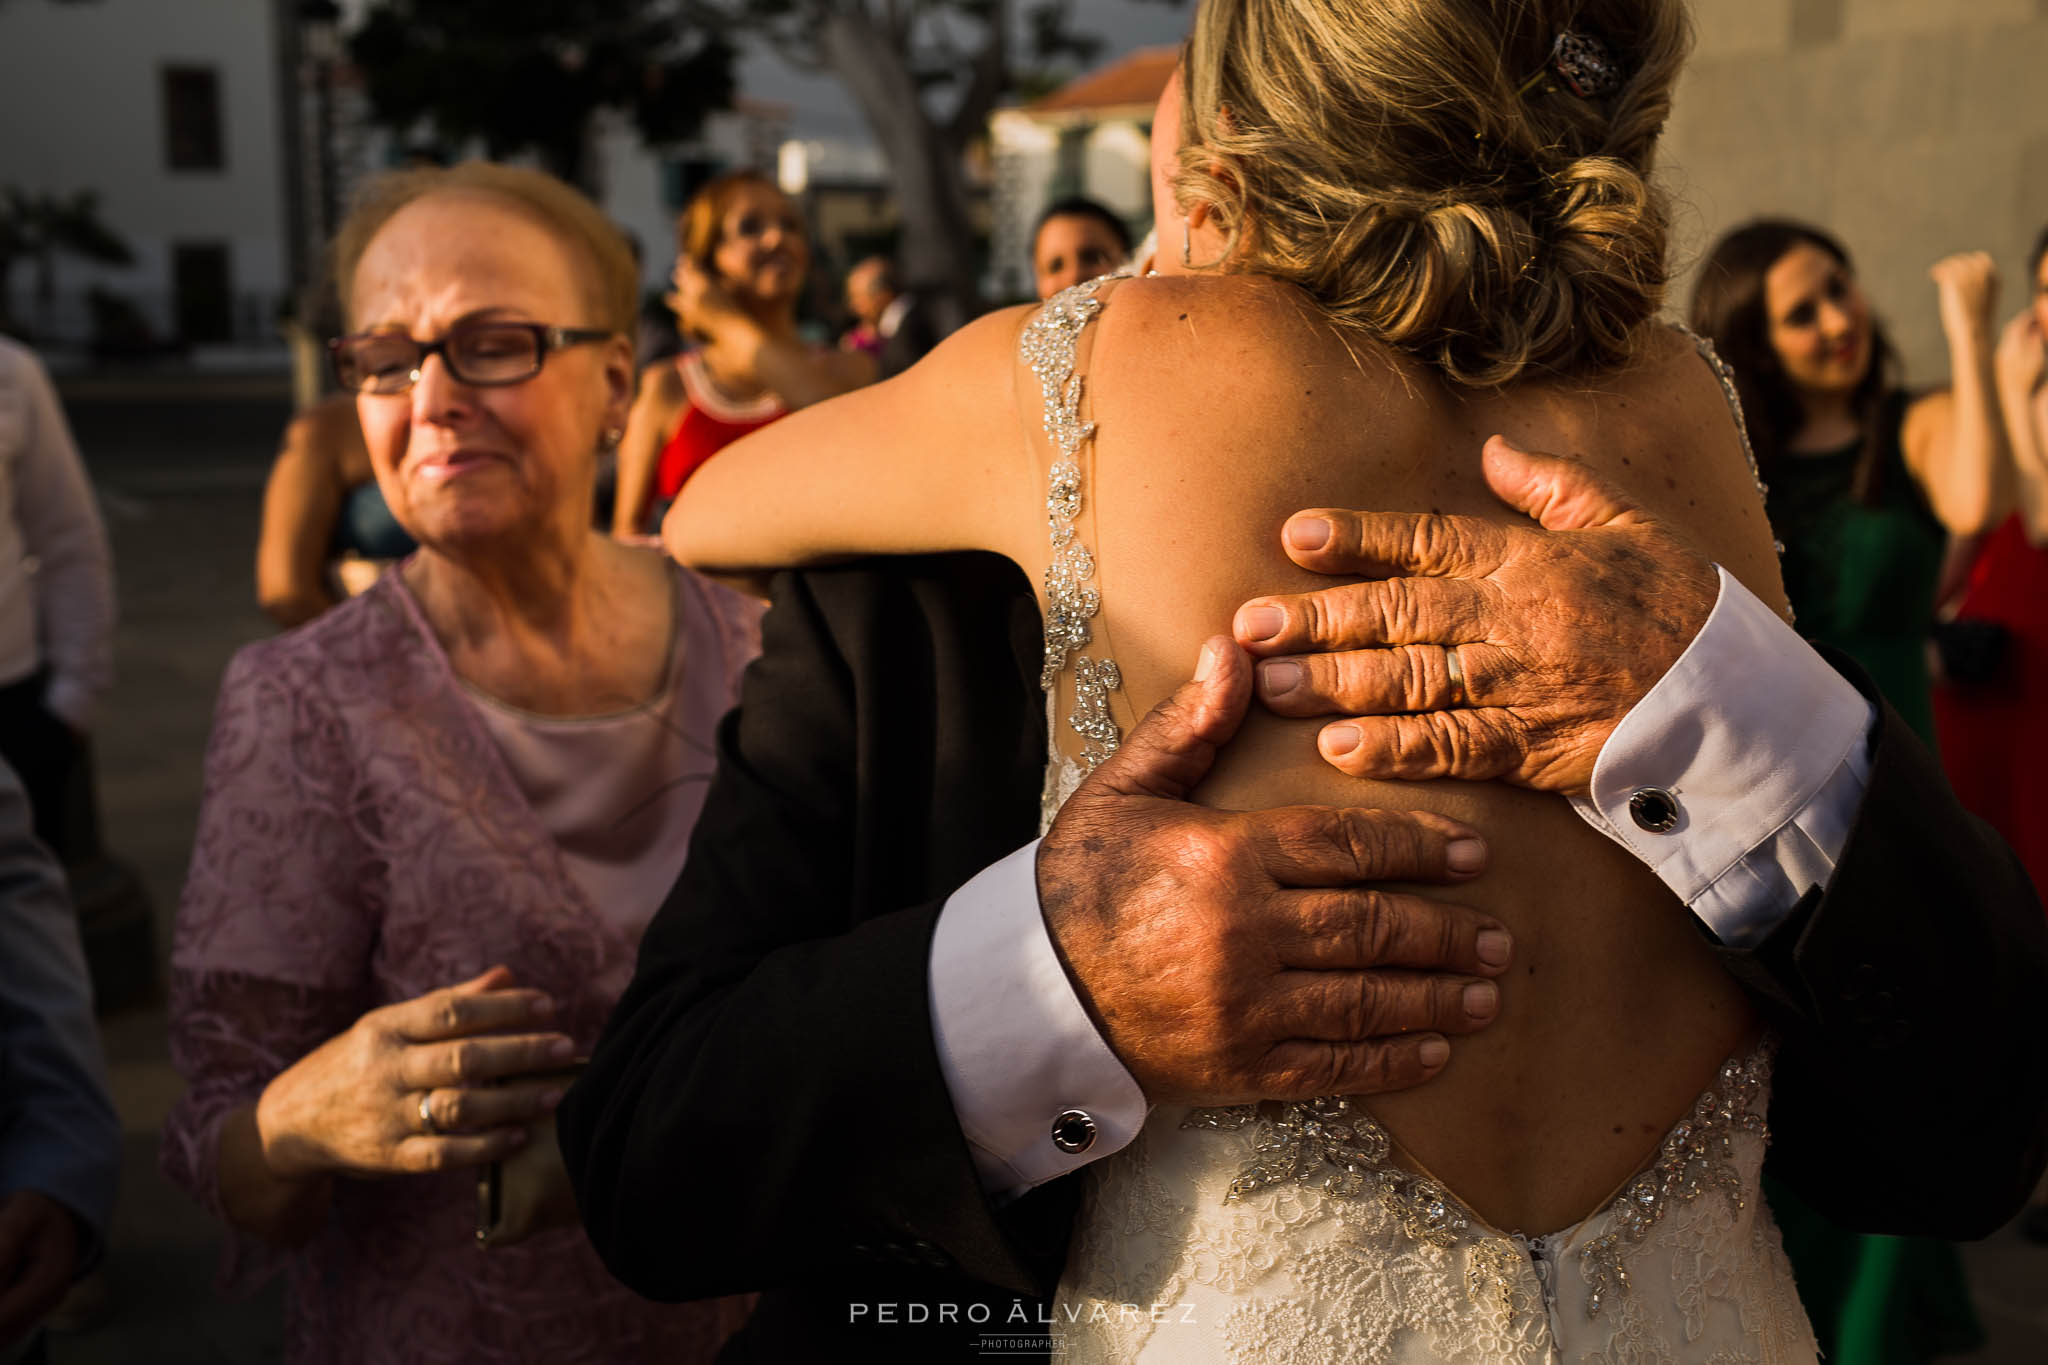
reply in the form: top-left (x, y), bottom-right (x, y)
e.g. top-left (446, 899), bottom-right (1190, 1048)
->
top-left (1021, 283), bottom-right (1815, 1359)
top-left (1056, 1043), bottom-right (1815, 1362)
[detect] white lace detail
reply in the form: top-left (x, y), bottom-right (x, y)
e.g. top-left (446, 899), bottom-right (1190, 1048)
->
top-left (1055, 1040), bottom-right (1816, 1363)
top-left (1027, 276), bottom-right (1123, 833)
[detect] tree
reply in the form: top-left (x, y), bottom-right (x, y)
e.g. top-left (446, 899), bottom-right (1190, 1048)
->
top-left (692, 0), bottom-right (1177, 329)
top-left (0, 189), bottom-right (134, 339)
top-left (348, 0), bottom-right (738, 191)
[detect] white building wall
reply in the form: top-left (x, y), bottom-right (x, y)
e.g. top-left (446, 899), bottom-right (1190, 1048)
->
top-left (1082, 123), bottom-right (1151, 222)
top-left (989, 111), bottom-right (1059, 300)
top-left (0, 0), bottom-right (289, 344)
top-left (1663, 0), bottom-right (2048, 383)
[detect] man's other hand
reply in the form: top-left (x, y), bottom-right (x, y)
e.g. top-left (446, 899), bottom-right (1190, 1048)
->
top-left (1038, 637), bottom-right (1512, 1107)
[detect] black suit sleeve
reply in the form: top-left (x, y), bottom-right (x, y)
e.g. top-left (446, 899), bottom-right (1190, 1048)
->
top-left (559, 560), bottom-right (1067, 1305)
top-left (1732, 652), bottom-right (2048, 1239)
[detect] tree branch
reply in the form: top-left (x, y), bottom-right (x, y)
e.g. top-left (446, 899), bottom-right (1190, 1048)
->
top-left (943, 0), bottom-right (1007, 149)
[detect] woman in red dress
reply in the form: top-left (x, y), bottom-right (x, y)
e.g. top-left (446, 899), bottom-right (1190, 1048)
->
top-left (1935, 225), bottom-right (2048, 907)
top-left (612, 172), bottom-right (876, 536)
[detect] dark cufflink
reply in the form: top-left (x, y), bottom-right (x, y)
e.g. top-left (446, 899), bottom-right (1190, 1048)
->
top-left (1051, 1109), bottom-right (1099, 1154)
top-left (1628, 787), bottom-right (1681, 833)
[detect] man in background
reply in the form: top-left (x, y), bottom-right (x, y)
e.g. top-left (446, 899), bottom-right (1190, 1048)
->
top-left (0, 338), bottom-right (113, 860)
top-left (0, 757), bottom-right (121, 1362)
top-left (843, 256), bottom-right (939, 379)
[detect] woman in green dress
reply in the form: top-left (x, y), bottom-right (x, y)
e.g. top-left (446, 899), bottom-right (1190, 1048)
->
top-left (1693, 219), bottom-right (2010, 1362)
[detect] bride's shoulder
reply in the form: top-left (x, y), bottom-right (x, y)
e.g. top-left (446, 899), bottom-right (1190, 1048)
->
top-left (1089, 273), bottom-right (1411, 399)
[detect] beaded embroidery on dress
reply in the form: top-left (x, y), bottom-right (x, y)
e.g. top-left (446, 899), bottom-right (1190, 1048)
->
top-left (1027, 275), bottom-right (1124, 832)
top-left (1022, 286), bottom-right (1818, 1361)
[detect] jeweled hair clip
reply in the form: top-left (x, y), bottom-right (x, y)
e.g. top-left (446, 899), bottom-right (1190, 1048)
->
top-left (1545, 30), bottom-right (1623, 99)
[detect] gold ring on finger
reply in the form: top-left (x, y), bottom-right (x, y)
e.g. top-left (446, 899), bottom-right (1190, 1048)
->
top-left (1443, 645), bottom-right (1470, 709)
top-left (417, 1091), bottom-right (440, 1137)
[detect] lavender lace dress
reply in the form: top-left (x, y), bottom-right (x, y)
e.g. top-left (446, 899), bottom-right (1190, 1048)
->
top-left (162, 563), bottom-right (761, 1364)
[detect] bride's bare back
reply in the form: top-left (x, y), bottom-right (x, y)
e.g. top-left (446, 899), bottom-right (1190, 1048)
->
top-left (1073, 273), bottom-right (1783, 1234)
top-left (668, 269), bottom-right (1787, 1237)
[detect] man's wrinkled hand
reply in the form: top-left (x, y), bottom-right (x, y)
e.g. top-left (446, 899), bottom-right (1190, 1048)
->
top-left (1038, 638), bottom-right (1513, 1107)
top-left (1234, 436), bottom-right (1720, 797)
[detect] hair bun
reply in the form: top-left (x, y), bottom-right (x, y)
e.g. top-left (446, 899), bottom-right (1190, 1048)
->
top-left (1175, 0), bottom-right (1689, 386)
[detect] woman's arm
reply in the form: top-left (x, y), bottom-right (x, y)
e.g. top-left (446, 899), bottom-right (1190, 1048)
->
top-left (213, 1102), bottom-right (332, 1246)
top-left (673, 262), bottom-right (878, 410)
top-left (254, 404), bottom-right (350, 627)
top-left (663, 304), bottom-right (1042, 576)
top-left (1902, 252), bottom-right (2014, 535)
top-left (751, 329), bottom-right (878, 408)
top-left (164, 649), bottom-right (569, 1259)
top-left (612, 365), bottom-right (686, 539)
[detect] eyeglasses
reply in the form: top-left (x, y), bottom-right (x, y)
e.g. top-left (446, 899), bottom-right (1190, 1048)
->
top-left (329, 322), bottom-right (615, 395)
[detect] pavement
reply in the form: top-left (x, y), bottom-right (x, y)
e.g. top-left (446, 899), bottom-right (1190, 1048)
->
top-left (34, 382), bottom-right (2048, 1361)
top-left (50, 388), bottom-right (287, 1364)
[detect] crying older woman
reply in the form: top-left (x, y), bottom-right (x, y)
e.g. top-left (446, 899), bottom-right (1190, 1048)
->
top-left (162, 163), bottom-right (759, 1364)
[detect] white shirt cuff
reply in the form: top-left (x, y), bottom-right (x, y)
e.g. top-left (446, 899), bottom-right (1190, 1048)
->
top-left (928, 840), bottom-right (1148, 1198)
top-left (1570, 566), bottom-right (1875, 947)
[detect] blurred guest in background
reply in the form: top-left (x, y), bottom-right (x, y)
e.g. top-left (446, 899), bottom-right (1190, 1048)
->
top-left (254, 393), bottom-right (416, 628)
top-left (0, 758), bottom-right (120, 1364)
top-left (162, 162), bottom-right (758, 1364)
top-left (1936, 225), bottom-right (2048, 918)
top-left (611, 171), bottom-right (873, 537)
top-left (1693, 221), bottom-right (2008, 744)
top-left (1694, 218), bottom-right (2002, 1362)
top-left (0, 338), bottom-right (113, 859)
top-left (841, 255), bottom-right (938, 379)
top-left (839, 254), bottom-right (891, 359)
top-left (1030, 196), bottom-right (1133, 299)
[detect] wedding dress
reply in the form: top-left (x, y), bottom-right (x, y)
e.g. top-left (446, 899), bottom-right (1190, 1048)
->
top-left (1026, 276), bottom-right (1820, 1363)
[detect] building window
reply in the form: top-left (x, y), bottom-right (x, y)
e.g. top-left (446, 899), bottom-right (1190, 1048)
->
top-left (172, 243), bottom-right (233, 344)
top-left (163, 66), bottom-right (224, 171)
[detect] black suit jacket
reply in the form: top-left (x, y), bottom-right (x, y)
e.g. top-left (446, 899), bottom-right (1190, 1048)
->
top-left (559, 553), bottom-right (2048, 1358)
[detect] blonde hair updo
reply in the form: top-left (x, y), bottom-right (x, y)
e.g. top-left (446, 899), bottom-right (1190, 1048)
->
top-left (1177, 0), bottom-right (1691, 386)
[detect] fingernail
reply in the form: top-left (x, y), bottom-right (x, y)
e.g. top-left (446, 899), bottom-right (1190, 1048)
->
top-left (539, 1089), bottom-right (565, 1110)
top-left (1419, 1037), bottom-right (1451, 1068)
top-left (548, 1037), bottom-right (575, 1061)
top-left (530, 997), bottom-right (555, 1020)
top-left (1475, 929), bottom-right (1512, 967)
top-left (1194, 639), bottom-right (1223, 681)
top-left (1238, 604), bottom-right (1284, 641)
top-left (1322, 724), bottom-right (1361, 756)
top-left (1447, 838), bottom-right (1487, 875)
top-left (507, 1127), bottom-right (530, 1148)
top-left (1286, 516), bottom-right (1331, 552)
top-left (1258, 660), bottom-right (1302, 697)
top-left (1463, 981), bottom-right (1499, 1020)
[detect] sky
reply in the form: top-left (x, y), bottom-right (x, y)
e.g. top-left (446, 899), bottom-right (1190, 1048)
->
top-left (736, 0), bottom-right (1190, 138)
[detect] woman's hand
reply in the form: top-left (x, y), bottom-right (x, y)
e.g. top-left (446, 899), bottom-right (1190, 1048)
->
top-left (1997, 308), bottom-right (2046, 402)
top-left (671, 259), bottom-right (756, 354)
top-left (254, 966), bottom-right (573, 1181)
top-left (1931, 251), bottom-right (1999, 347)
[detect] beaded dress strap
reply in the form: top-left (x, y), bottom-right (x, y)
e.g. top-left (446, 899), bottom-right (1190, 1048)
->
top-left (1022, 274), bottom-right (1123, 772)
top-left (1668, 320), bottom-right (1767, 504)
